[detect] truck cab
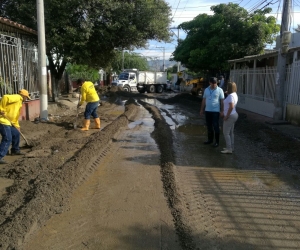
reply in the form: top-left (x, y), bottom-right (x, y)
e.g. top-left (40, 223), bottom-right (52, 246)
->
top-left (115, 69), bottom-right (168, 93)
top-left (115, 70), bottom-right (138, 92)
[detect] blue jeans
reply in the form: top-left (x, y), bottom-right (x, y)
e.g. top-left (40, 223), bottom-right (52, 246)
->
top-left (84, 101), bottom-right (99, 119)
top-left (0, 124), bottom-right (20, 159)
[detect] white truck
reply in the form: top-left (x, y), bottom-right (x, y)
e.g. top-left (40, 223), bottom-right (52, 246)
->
top-left (114, 69), bottom-right (168, 93)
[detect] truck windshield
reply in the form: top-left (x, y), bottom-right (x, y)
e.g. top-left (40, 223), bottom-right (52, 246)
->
top-left (118, 73), bottom-right (129, 80)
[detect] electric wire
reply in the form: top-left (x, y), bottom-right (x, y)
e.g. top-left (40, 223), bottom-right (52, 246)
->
top-left (248, 0), bottom-right (268, 13)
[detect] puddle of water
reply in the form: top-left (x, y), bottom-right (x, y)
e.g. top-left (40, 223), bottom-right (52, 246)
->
top-left (142, 98), bottom-right (190, 128)
top-left (176, 124), bottom-right (207, 135)
top-left (128, 120), bottom-right (143, 129)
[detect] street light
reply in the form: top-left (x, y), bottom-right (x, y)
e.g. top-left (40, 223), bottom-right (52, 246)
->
top-left (156, 46), bottom-right (165, 71)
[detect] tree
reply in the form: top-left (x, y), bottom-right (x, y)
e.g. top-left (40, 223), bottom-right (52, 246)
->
top-left (0, 0), bottom-right (172, 98)
top-left (65, 64), bottom-right (100, 83)
top-left (172, 3), bottom-right (280, 74)
top-left (111, 51), bottom-right (149, 73)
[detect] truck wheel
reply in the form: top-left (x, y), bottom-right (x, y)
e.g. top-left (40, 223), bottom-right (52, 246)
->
top-left (156, 85), bottom-right (163, 93)
top-left (123, 85), bottom-right (131, 92)
top-left (147, 85), bottom-right (155, 93)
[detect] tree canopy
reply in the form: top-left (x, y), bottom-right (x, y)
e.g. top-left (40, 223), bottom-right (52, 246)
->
top-left (111, 51), bottom-right (149, 73)
top-left (0, 0), bottom-right (172, 82)
top-left (172, 3), bottom-right (280, 73)
top-left (65, 52), bottom-right (149, 83)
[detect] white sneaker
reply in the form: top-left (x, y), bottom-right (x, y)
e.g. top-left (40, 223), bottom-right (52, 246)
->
top-left (223, 148), bottom-right (234, 152)
top-left (221, 149), bottom-right (232, 154)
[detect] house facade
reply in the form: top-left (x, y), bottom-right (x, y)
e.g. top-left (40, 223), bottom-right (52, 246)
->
top-left (0, 17), bottom-right (40, 120)
top-left (228, 33), bottom-right (300, 125)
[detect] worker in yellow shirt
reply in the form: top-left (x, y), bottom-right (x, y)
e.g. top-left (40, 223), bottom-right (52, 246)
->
top-left (0, 89), bottom-right (31, 164)
top-left (77, 79), bottom-right (100, 131)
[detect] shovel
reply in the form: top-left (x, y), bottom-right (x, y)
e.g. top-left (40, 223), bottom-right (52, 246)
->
top-left (1, 114), bottom-right (31, 147)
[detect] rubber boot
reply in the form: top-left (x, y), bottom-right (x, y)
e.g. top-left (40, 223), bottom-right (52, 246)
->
top-left (212, 133), bottom-right (220, 147)
top-left (204, 132), bottom-right (214, 144)
top-left (92, 118), bottom-right (101, 129)
top-left (81, 119), bottom-right (90, 131)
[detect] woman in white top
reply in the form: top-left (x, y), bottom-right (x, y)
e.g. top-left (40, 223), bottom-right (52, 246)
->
top-left (221, 82), bottom-right (238, 154)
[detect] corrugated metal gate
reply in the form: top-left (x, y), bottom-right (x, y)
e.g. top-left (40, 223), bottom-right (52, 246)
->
top-left (0, 33), bottom-right (39, 98)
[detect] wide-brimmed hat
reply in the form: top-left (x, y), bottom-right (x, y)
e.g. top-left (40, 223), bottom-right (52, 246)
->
top-left (19, 89), bottom-right (31, 100)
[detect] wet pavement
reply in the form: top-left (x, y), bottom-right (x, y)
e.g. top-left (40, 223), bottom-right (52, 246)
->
top-left (152, 96), bottom-right (300, 249)
top-left (23, 103), bottom-right (181, 250)
top-left (14, 92), bottom-right (300, 249)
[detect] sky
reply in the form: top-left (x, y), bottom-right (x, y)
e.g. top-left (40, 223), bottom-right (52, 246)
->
top-left (133, 0), bottom-right (300, 63)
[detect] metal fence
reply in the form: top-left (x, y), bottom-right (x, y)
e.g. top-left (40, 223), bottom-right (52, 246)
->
top-left (230, 66), bottom-right (276, 103)
top-left (286, 60), bottom-right (300, 105)
top-left (0, 33), bottom-right (39, 98)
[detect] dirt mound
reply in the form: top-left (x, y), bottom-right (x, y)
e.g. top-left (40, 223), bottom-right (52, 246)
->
top-left (0, 97), bottom-right (139, 249)
top-left (158, 92), bottom-right (202, 106)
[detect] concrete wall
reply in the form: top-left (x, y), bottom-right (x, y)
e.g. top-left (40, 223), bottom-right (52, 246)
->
top-left (286, 104), bottom-right (300, 126)
top-left (237, 96), bottom-right (274, 118)
top-left (19, 99), bottom-right (40, 121)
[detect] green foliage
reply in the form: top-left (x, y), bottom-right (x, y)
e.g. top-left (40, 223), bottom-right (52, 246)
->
top-left (172, 3), bottom-right (280, 73)
top-left (111, 51), bottom-right (149, 73)
top-left (0, 0), bottom-right (172, 82)
top-left (65, 64), bottom-right (99, 82)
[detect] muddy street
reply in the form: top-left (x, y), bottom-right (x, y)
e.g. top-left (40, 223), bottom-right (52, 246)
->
top-left (1, 90), bottom-right (300, 249)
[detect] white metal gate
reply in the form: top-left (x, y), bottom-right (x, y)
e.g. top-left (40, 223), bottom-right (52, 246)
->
top-left (285, 60), bottom-right (300, 105)
top-left (230, 61), bottom-right (300, 118)
top-left (0, 33), bottom-right (39, 98)
top-left (230, 67), bottom-right (277, 117)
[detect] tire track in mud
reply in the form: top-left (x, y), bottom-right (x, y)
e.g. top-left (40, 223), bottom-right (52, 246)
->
top-left (0, 99), bottom-right (139, 250)
top-left (138, 99), bottom-right (196, 250)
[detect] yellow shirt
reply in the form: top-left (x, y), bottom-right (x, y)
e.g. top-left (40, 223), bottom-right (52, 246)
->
top-left (79, 81), bottom-right (100, 105)
top-left (0, 94), bottom-right (23, 128)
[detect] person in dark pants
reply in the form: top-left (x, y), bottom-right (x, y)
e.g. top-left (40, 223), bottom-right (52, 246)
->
top-left (77, 78), bottom-right (100, 131)
top-left (0, 89), bottom-right (31, 164)
top-left (200, 77), bottom-right (224, 147)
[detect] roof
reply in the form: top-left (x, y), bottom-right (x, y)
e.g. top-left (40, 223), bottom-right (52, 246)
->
top-left (228, 46), bottom-right (300, 63)
top-left (228, 50), bottom-right (278, 63)
top-left (0, 17), bottom-right (37, 36)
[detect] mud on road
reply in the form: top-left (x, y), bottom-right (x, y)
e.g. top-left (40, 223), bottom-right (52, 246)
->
top-left (1, 89), bottom-right (300, 249)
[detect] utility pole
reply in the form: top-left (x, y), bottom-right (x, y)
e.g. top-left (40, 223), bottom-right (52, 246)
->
top-left (156, 47), bottom-right (165, 71)
top-left (273, 0), bottom-right (291, 121)
top-left (36, 0), bottom-right (48, 120)
top-left (170, 27), bottom-right (180, 72)
top-left (122, 49), bottom-right (124, 71)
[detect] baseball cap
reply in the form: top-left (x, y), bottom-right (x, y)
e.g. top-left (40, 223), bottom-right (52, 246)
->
top-left (19, 89), bottom-right (31, 100)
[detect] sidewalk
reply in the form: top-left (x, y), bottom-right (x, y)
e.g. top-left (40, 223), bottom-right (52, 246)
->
top-left (237, 107), bottom-right (300, 140)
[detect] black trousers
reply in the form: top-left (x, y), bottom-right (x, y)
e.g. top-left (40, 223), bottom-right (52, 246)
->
top-left (205, 111), bottom-right (220, 142)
